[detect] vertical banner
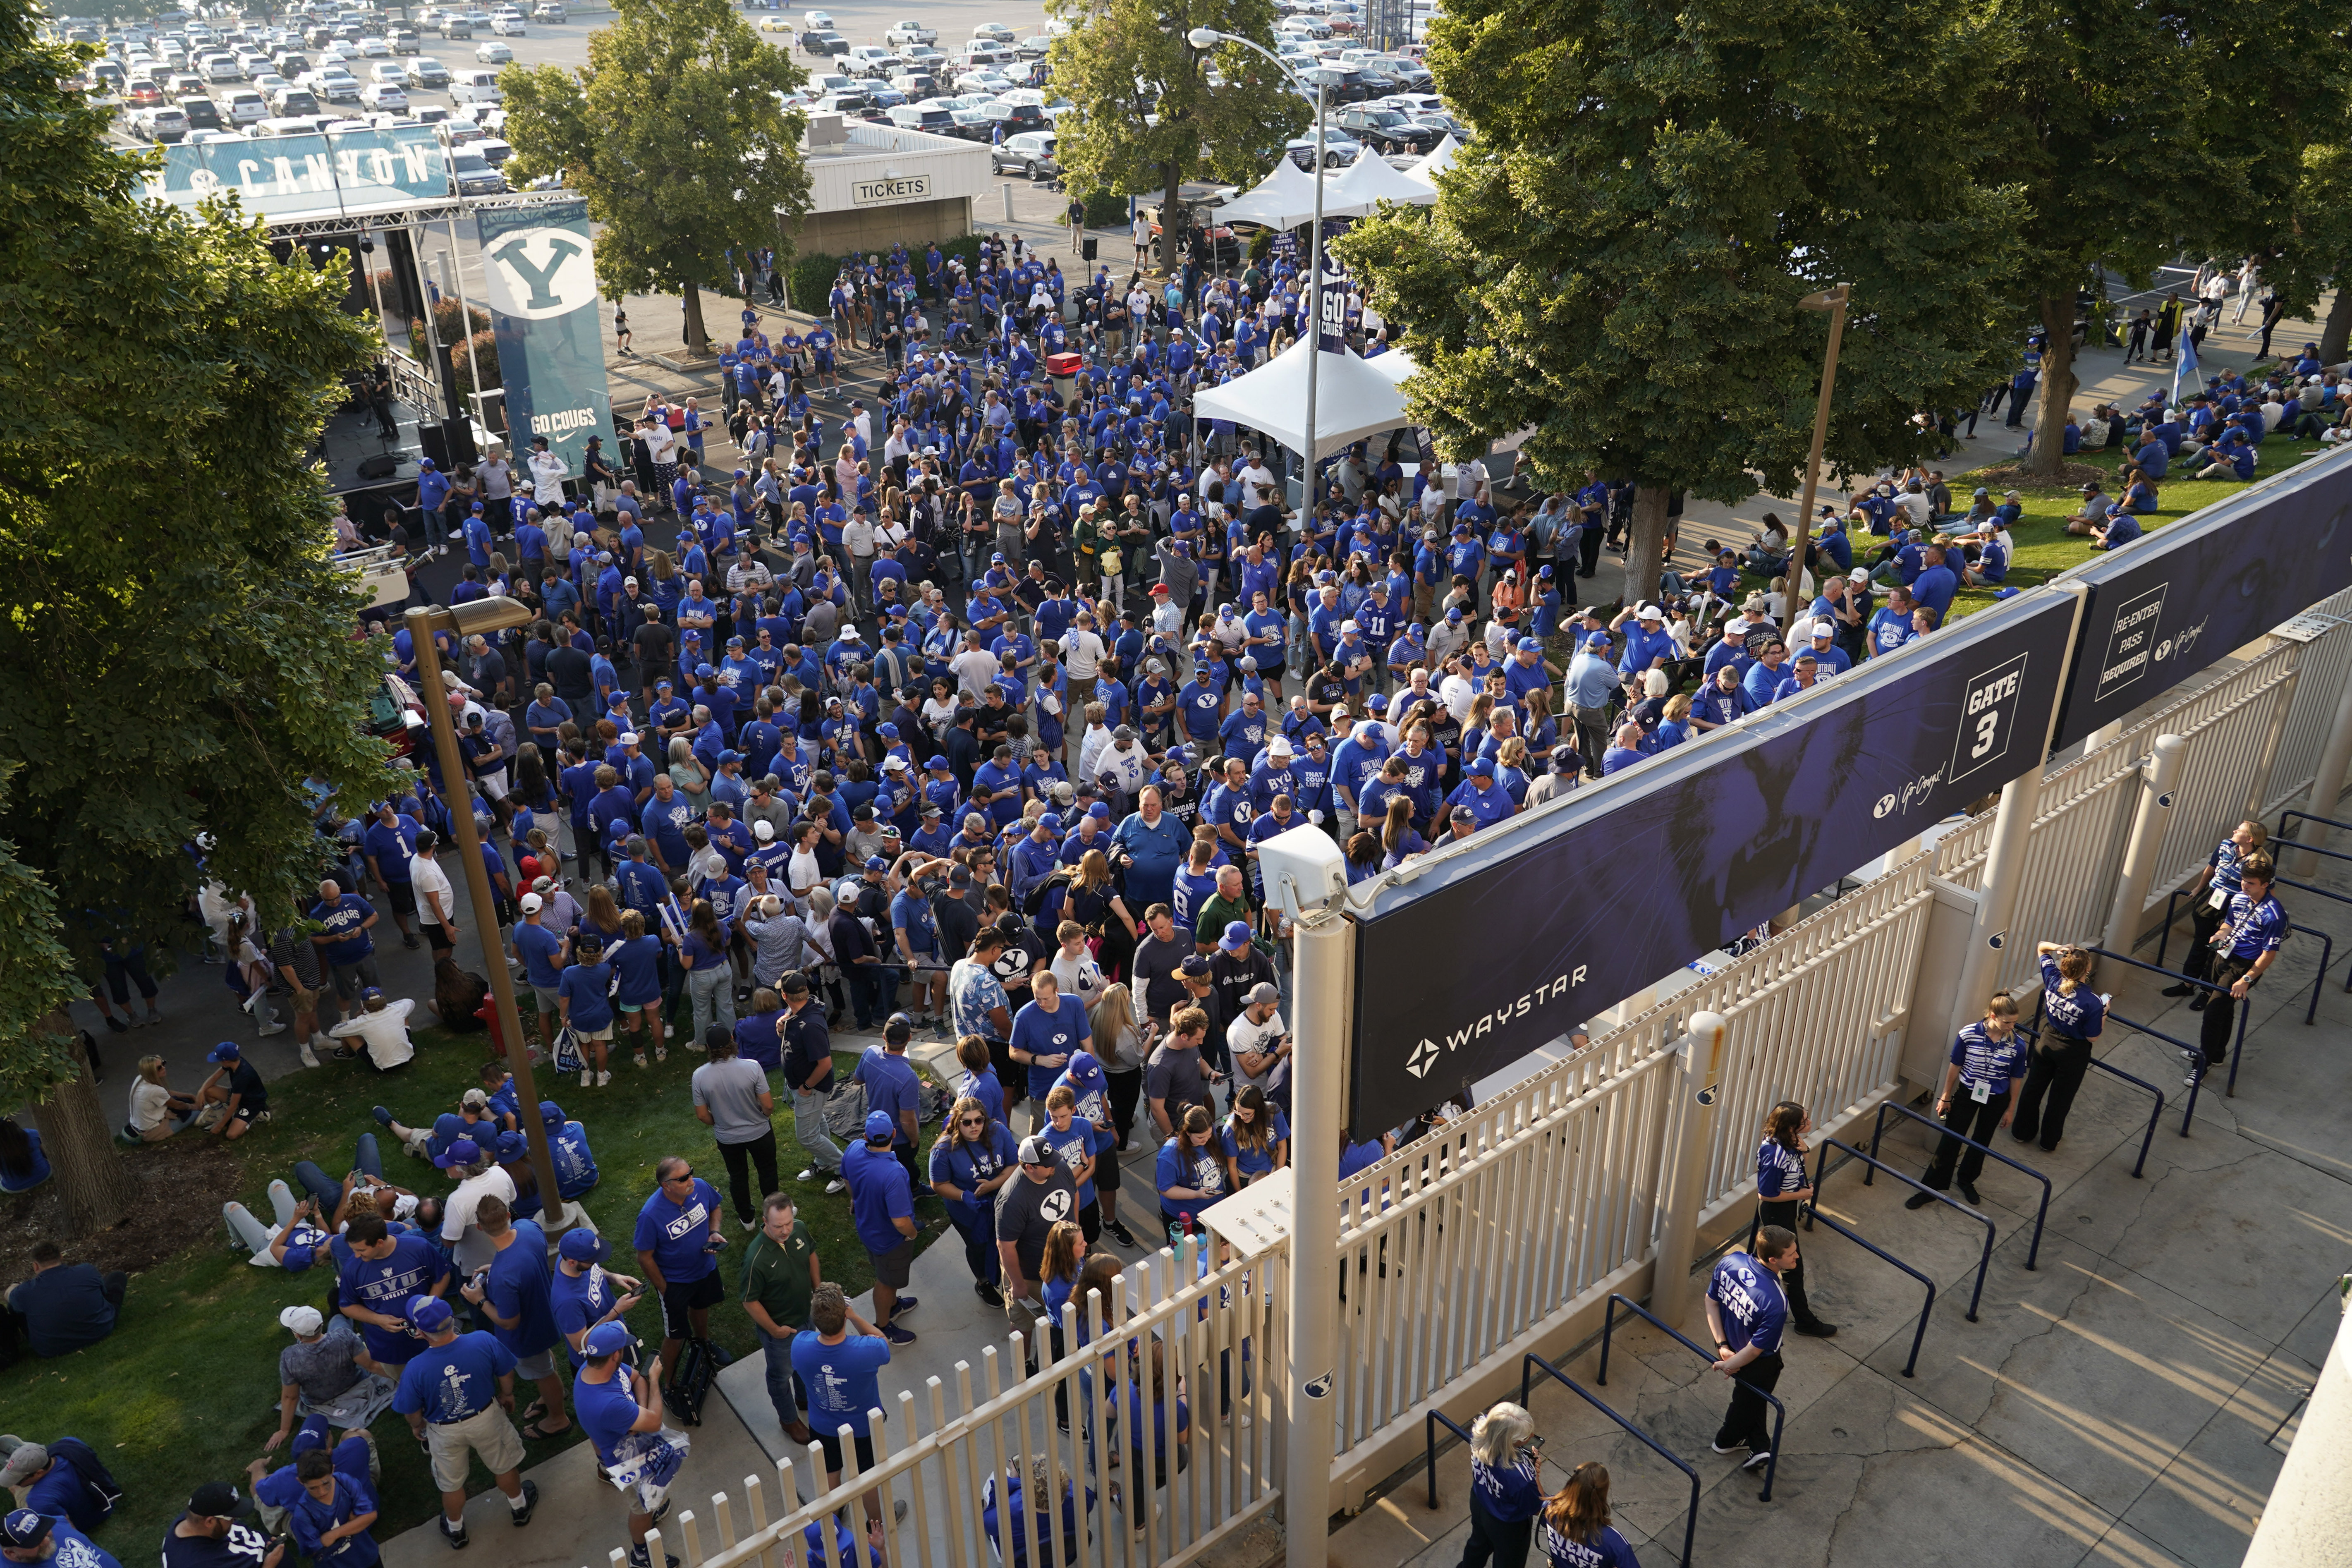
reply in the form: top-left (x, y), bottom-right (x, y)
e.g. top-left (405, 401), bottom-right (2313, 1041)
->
top-left (473, 198), bottom-right (616, 477)
top-left (1315, 264), bottom-right (1349, 354)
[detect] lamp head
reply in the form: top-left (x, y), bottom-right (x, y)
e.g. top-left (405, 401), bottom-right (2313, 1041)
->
top-left (1187, 26), bottom-right (1222, 48)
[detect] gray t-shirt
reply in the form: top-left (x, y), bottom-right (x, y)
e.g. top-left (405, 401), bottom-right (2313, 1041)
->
top-left (692, 1056), bottom-right (773, 1145)
top-left (993, 1167), bottom-right (1079, 1284)
top-left (1144, 1042), bottom-right (1211, 1123)
top-left (280, 1317), bottom-right (366, 1403)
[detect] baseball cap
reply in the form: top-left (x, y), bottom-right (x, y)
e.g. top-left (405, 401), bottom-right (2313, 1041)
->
top-left (519, 892), bottom-right (543, 914)
top-left (184, 1484), bottom-right (244, 1521)
top-left (620, 731), bottom-right (641, 746)
top-left (1040, 812), bottom-right (1063, 833)
top-left (1467, 756), bottom-right (1495, 777)
top-left (434, 1136), bottom-right (482, 1170)
top-left (1018, 1135), bottom-right (1054, 1165)
top-left (279, 1304), bottom-right (324, 1336)
top-left (1445, 607), bottom-right (1463, 622)
top-left (864, 1110), bottom-right (897, 1141)
top-left (1850, 568), bottom-right (1870, 584)
top-left (864, 855), bottom-right (888, 872)
top-left (558, 1228), bottom-right (610, 1263)
top-left (207, 1041), bottom-right (241, 1062)
top-left (1179, 954), bottom-right (1212, 978)
top-left (1220, 920), bottom-right (1252, 952)
top-left (1450, 803), bottom-right (1478, 823)
top-left (1636, 606), bottom-right (1662, 622)
top-left (1587, 632), bottom-right (1612, 648)
top-left (927, 754), bottom-right (950, 769)
top-left (1065, 1050), bottom-right (1103, 1081)
top-left (581, 1321), bottom-right (638, 1359)
top-left (1088, 801), bottom-right (1112, 819)
top-left (1, 1511), bottom-right (53, 1550)
top-left (495, 1130), bottom-right (527, 1161)
top-left (0, 1449), bottom-right (48, 1491)
top-left (406, 1296), bottom-right (456, 1334)
top-left (1268, 735), bottom-right (1294, 756)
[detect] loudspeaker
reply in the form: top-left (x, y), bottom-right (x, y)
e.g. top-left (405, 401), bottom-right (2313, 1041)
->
top-left (1081, 236), bottom-right (1098, 262)
top-left (417, 421), bottom-right (451, 471)
top-left (357, 453), bottom-right (400, 480)
top-left (441, 416), bottom-right (478, 467)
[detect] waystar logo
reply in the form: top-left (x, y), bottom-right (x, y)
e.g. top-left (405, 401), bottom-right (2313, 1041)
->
top-left (482, 225), bottom-right (595, 320)
top-left (1405, 967), bottom-right (1589, 1077)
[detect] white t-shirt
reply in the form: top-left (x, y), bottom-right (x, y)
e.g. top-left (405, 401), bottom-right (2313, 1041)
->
top-left (1238, 463), bottom-right (1275, 509)
top-left (442, 1165), bottom-right (518, 1276)
top-left (410, 855), bottom-right (456, 928)
top-left (130, 1079), bottom-right (174, 1133)
top-left (331, 998), bottom-right (418, 1072)
top-left (1227, 1010), bottom-right (1288, 1093)
top-left (1062, 628), bottom-right (1106, 680)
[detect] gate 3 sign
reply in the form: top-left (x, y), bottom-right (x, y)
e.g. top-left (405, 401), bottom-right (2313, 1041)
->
top-left (1344, 587), bottom-right (2083, 1139)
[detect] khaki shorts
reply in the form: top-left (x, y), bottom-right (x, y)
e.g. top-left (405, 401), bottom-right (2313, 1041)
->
top-left (428, 1405), bottom-right (525, 1492)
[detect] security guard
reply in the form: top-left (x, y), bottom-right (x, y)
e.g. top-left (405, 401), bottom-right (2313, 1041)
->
top-left (2164, 821), bottom-right (2268, 1003)
top-left (1704, 1227), bottom-right (1797, 1470)
top-left (1754, 1102), bottom-right (1835, 1336)
top-left (2011, 943), bottom-right (2106, 1151)
top-left (1909, 993), bottom-right (2029, 1208)
top-left (2197, 852), bottom-right (2286, 1078)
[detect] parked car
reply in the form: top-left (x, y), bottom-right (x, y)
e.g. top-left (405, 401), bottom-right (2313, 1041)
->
top-left (358, 79), bottom-right (406, 109)
top-left (846, 45), bottom-right (900, 75)
top-left (178, 93), bottom-right (222, 128)
top-left (410, 55), bottom-right (451, 86)
top-left (990, 129), bottom-right (1058, 179)
top-left (756, 12), bottom-right (793, 29)
top-left (268, 83), bottom-right (319, 113)
top-left (448, 144), bottom-right (506, 194)
top-left (1335, 103), bottom-right (1440, 154)
top-left (945, 105), bottom-right (992, 140)
top-left (449, 66), bottom-right (501, 102)
top-left (134, 103), bottom-right (191, 139)
top-left (389, 26), bottom-right (420, 51)
top-left (885, 101), bottom-right (953, 133)
top-left (954, 67), bottom-right (1010, 94)
top-left (473, 39), bottom-right (512, 61)
top-left (1284, 131), bottom-right (1360, 169)
top-left (200, 52), bottom-right (243, 80)
top-left (1012, 34), bottom-right (1051, 57)
top-left (491, 13), bottom-right (525, 34)
top-left (802, 7), bottom-right (834, 26)
top-left (220, 86), bottom-right (268, 123)
top-left (883, 17), bottom-right (936, 45)
top-left (969, 20), bottom-right (1015, 41)
top-left (529, 1), bottom-right (565, 20)
top-left (887, 68), bottom-right (937, 97)
top-left (799, 28), bottom-right (847, 55)
top-left (439, 13), bottom-right (472, 36)
top-left (901, 42), bottom-right (945, 62)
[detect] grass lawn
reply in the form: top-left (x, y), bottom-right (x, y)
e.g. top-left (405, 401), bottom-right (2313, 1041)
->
top-left (1941, 429), bottom-right (2333, 622)
top-left (0, 1024), bottom-right (948, 1549)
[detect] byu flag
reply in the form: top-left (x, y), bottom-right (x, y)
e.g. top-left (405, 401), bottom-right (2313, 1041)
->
top-left (476, 198), bottom-right (619, 474)
top-left (2171, 311), bottom-right (2198, 409)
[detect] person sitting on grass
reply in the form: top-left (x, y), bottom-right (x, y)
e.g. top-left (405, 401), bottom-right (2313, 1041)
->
top-left (123, 1055), bottom-right (198, 1143)
top-left (325, 986), bottom-right (416, 1071)
top-left (2, 1244), bottom-right (123, 1360)
top-left (2090, 507), bottom-right (2143, 551)
top-left (2060, 481), bottom-right (2112, 536)
top-left (263, 1307), bottom-right (396, 1456)
top-left (0, 1494), bottom-right (121, 1568)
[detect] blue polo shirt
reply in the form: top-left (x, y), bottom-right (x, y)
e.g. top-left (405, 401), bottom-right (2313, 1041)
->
top-left (842, 1139), bottom-right (915, 1256)
top-left (632, 1176), bottom-right (723, 1284)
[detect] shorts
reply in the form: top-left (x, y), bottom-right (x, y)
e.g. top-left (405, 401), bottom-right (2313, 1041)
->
top-left (513, 1348), bottom-right (557, 1382)
top-left (330, 957), bottom-right (382, 1000)
top-left (479, 770), bottom-right (510, 801)
top-left (577, 1022), bottom-right (614, 1042)
top-left (381, 881), bottom-right (418, 916)
top-left (531, 985), bottom-right (560, 1014)
top-left (227, 1100), bottom-right (266, 1127)
top-left (619, 1000), bottom-right (643, 1013)
top-left (816, 1424), bottom-right (876, 1479)
top-left (1093, 1150), bottom-right (1122, 1193)
top-left (425, 922), bottom-right (455, 955)
top-left (658, 1269), bottom-right (725, 1339)
top-left (427, 1405), bottom-right (525, 1492)
top-left (871, 1238), bottom-right (914, 1290)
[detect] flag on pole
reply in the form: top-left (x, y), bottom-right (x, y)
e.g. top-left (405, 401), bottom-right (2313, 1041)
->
top-left (2171, 316), bottom-right (2198, 409)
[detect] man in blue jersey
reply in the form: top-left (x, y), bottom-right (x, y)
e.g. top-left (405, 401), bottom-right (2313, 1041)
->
top-left (1703, 1227), bottom-right (1797, 1470)
top-left (388, 1297), bottom-right (538, 1547)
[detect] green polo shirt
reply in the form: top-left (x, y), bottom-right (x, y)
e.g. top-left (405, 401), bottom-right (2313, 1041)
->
top-left (739, 1218), bottom-right (816, 1332)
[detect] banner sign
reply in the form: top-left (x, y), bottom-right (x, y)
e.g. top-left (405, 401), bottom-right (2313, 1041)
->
top-left (2049, 447), bottom-right (2352, 750)
top-left (474, 198), bottom-right (618, 476)
top-left (851, 174), bottom-right (932, 206)
top-left (1315, 266), bottom-right (1349, 354)
top-left (137, 126), bottom-right (449, 221)
top-left (1345, 588), bottom-right (2083, 1139)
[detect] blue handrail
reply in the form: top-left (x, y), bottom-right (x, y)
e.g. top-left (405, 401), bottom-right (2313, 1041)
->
top-left (2086, 945), bottom-right (2252, 1097)
top-left (1869, 1101), bottom-right (2052, 1269)
top-left (2020, 999), bottom-right (2174, 1162)
top-left (1519, 1353), bottom-right (1700, 1567)
top-left (1814, 1138), bottom-right (1996, 1321)
top-left (1797, 1202), bottom-right (1937, 1379)
top-left (1598, 1294), bottom-right (1785, 1503)
top-left (1423, 1408), bottom-right (1473, 1511)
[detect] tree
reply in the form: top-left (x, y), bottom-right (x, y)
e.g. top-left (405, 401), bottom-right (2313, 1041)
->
top-left (499, 0), bottom-right (814, 355)
top-left (1046, 0), bottom-right (1304, 265)
top-left (1979, 0), bottom-right (2344, 476)
top-left (1336, 0), bottom-right (2020, 606)
top-left (2263, 141), bottom-right (2352, 364)
top-left (0, 0), bottom-right (391, 1230)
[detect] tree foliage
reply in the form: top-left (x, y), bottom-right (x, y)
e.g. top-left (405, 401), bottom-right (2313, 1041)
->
top-left (1337, 0), bottom-right (2021, 603)
top-left (1975, 0), bottom-right (2346, 471)
top-left (0, 0), bottom-right (392, 1226)
top-left (499, 0), bottom-right (814, 352)
top-left (1046, 0), bottom-right (1305, 245)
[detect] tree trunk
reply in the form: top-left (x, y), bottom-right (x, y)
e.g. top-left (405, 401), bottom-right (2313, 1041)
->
top-left (2320, 281), bottom-right (2352, 366)
top-left (680, 281), bottom-right (708, 357)
top-left (33, 1010), bottom-right (136, 1238)
top-left (1620, 484), bottom-right (1672, 608)
top-left (2024, 292), bottom-right (2080, 479)
top-left (1159, 159), bottom-right (1182, 274)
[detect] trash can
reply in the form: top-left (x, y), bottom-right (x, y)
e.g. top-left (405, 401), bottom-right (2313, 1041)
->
top-left (1046, 350), bottom-right (1083, 401)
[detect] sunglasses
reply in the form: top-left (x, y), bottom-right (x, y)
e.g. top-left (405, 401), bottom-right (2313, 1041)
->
top-left (959, 1116), bottom-right (986, 1128)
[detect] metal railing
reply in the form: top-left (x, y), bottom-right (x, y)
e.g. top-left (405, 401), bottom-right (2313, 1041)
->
top-left (1596, 1295), bottom-right (1783, 1503)
top-left (1786, 1200), bottom-right (1938, 1380)
top-left (1815, 1137), bottom-right (1996, 1322)
top-left (1519, 1353), bottom-right (1700, 1568)
top-left (1868, 1101), bottom-right (2052, 1270)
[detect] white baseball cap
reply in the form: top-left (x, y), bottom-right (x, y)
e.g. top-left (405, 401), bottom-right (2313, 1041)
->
top-left (519, 893), bottom-right (543, 914)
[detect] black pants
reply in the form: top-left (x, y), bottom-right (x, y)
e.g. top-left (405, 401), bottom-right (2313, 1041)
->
top-left (716, 1129), bottom-right (779, 1225)
top-left (1106, 1068), bottom-right (1144, 1150)
top-left (1577, 527), bottom-right (1602, 577)
top-left (2182, 899), bottom-right (2228, 984)
top-left (1460, 1494), bottom-right (1533, 1568)
top-left (1571, 707), bottom-right (1612, 778)
top-left (1715, 1349), bottom-right (1782, 1452)
top-left (1922, 1087), bottom-right (2010, 1190)
top-left (2199, 957), bottom-right (2256, 1065)
top-left (2009, 1035), bottom-right (2089, 1150)
top-left (1756, 1199), bottom-right (1821, 1328)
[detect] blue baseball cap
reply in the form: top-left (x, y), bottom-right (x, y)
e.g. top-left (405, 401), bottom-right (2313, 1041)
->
top-left (406, 1296), bottom-right (455, 1333)
top-left (1221, 920), bottom-right (1252, 952)
top-left (864, 1110), bottom-right (897, 1141)
top-left (558, 1228), bottom-right (610, 1263)
top-left (435, 1137), bottom-right (482, 1170)
top-left (1040, 812), bottom-right (1063, 833)
top-left (1468, 756), bottom-right (1495, 778)
top-left (207, 1041), bottom-right (242, 1062)
top-left (581, 1321), bottom-right (638, 1359)
top-left (927, 754), bottom-right (950, 770)
top-left (1517, 637), bottom-right (1541, 651)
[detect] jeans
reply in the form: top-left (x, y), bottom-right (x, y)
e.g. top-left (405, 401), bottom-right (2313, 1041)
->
top-left (792, 1087), bottom-right (844, 1173)
top-left (716, 1129), bottom-right (780, 1225)
top-left (950, 1207), bottom-right (1000, 1286)
top-left (292, 1134), bottom-right (385, 1214)
top-left (101, 946), bottom-right (158, 1004)
top-left (757, 1327), bottom-right (810, 1432)
top-left (687, 965), bottom-right (737, 1049)
top-left (844, 963), bottom-right (897, 1028)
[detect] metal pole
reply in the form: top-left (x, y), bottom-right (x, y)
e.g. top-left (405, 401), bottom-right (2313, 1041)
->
top-left (2103, 734), bottom-right (2187, 954)
top-left (1302, 79), bottom-right (1327, 505)
top-left (1650, 1010), bottom-right (1726, 1329)
top-left (2288, 655), bottom-right (2352, 878)
top-left (1793, 284), bottom-right (1849, 548)
top-left (1283, 907), bottom-right (1349, 1568)
top-left (404, 608), bottom-right (570, 1226)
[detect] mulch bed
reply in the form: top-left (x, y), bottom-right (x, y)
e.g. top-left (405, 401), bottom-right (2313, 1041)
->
top-left (0, 1135), bottom-right (243, 1281)
top-left (1969, 460), bottom-right (2109, 493)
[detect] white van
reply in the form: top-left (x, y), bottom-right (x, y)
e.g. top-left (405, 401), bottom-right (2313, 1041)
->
top-left (450, 67), bottom-right (502, 103)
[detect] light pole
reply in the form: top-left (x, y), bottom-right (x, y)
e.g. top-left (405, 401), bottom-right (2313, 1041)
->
top-left (1794, 282), bottom-right (1850, 550)
top-left (402, 598), bottom-right (572, 1231)
top-left (1191, 26), bottom-right (1328, 508)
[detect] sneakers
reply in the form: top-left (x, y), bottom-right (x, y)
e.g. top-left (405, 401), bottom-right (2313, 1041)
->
top-left (581, 1067), bottom-right (593, 1087)
top-left (2188, 993), bottom-right (2209, 1012)
top-left (440, 1516), bottom-right (469, 1550)
top-left (372, 1105), bottom-right (394, 1128)
top-left (2161, 982), bottom-right (2193, 997)
top-left (1905, 1190), bottom-right (1937, 1210)
top-left (975, 1281), bottom-right (1004, 1307)
top-left (597, 1070), bottom-right (612, 1086)
top-left (1104, 1218), bottom-right (1137, 1248)
top-left (826, 1176), bottom-right (847, 1195)
top-left (103, 1015), bottom-right (128, 1034)
top-left (882, 1322), bottom-right (918, 1345)
top-left (888, 1296), bottom-right (917, 1316)
top-left (1794, 1319), bottom-right (1839, 1338)
top-left (258, 1021), bottom-right (288, 1037)
top-left (299, 1042), bottom-right (319, 1068)
top-left (1709, 1438), bottom-right (1747, 1455)
top-left (1957, 1181), bottom-right (1981, 1206)
top-left (634, 1053), bottom-right (649, 1069)
top-left (740, 1215), bottom-right (759, 1232)
top-left (798, 1168), bottom-right (820, 1183)
top-left (1740, 1449), bottom-right (1773, 1472)
top-left (655, 1046), bottom-right (668, 1062)
top-left (626, 1549), bottom-right (679, 1568)
top-left (510, 1479), bottom-right (539, 1527)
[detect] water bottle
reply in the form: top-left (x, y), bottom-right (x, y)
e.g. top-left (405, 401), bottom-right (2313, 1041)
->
top-left (1168, 1209), bottom-right (1191, 1247)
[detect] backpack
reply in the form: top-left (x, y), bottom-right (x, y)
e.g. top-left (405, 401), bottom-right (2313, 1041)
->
top-left (48, 1438), bottom-right (122, 1524)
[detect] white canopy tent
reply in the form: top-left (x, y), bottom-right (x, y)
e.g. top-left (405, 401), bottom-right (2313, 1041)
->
top-left (1191, 338), bottom-right (1422, 466)
top-left (1405, 133), bottom-right (1458, 190)
top-left (1328, 150), bottom-right (1438, 210)
top-left (1213, 157), bottom-right (1335, 230)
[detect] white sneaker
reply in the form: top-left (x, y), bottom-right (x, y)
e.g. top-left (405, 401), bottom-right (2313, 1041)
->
top-left (825, 1178), bottom-right (847, 1195)
top-left (596, 1070), bottom-right (612, 1086)
top-left (581, 1068), bottom-right (593, 1087)
top-left (311, 1034), bottom-right (337, 1054)
top-left (299, 1042), bottom-right (321, 1068)
top-left (257, 1021), bottom-right (287, 1037)
top-left (798, 1168), bottom-right (819, 1182)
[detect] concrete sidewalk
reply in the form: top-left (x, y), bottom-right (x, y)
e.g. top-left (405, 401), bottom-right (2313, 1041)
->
top-left (1330, 835), bottom-right (2352, 1568)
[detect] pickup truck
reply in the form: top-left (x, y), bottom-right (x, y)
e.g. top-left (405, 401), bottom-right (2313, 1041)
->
top-left (883, 17), bottom-right (936, 45)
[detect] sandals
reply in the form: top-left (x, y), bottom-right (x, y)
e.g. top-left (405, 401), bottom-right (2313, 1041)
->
top-left (520, 1419), bottom-right (570, 1441)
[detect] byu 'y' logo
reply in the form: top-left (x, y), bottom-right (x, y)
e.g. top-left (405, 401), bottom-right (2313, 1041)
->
top-left (485, 227), bottom-right (594, 319)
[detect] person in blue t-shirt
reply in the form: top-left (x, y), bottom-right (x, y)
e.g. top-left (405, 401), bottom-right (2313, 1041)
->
top-left (2012, 942), bottom-right (2109, 1150)
top-left (1533, 1462), bottom-right (1641, 1568)
top-left (854, 1018), bottom-right (926, 1176)
top-left (556, 935), bottom-right (619, 1087)
top-left (790, 1283), bottom-right (897, 1527)
top-left (1907, 992), bottom-right (2029, 1210)
top-left (388, 1297), bottom-right (537, 1544)
top-left (632, 1157), bottom-right (727, 1367)
top-left (570, 1322), bottom-right (673, 1568)
top-left (1460, 1399), bottom-right (1544, 1568)
top-left (842, 1114), bottom-right (920, 1343)
top-left (463, 1202), bottom-right (571, 1441)
top-left (1009, 971), bottom-right (1089, 1118)
top-left (331, 1213), bottom-right (451, 1375)
top-left (281, 1449), bottom-right (381, 1568)
top-left (1703, 1232), bottom-right (1796, 1465)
